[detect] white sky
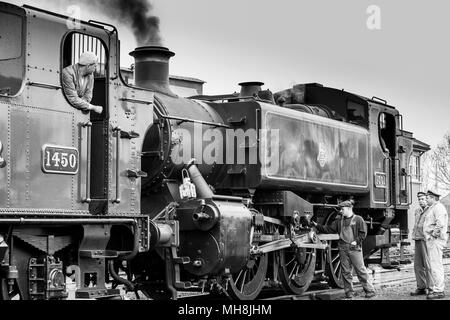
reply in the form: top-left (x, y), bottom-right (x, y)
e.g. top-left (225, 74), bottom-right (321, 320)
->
top-left (7, 0), bottom-right (450, 148)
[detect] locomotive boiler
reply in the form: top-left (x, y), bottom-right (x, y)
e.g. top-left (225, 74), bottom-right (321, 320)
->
top-left (0, 1), bottom-right (418, 300)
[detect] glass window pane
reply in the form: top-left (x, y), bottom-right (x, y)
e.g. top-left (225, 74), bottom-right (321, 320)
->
top-left (0, 12), bottom-right (22, 60)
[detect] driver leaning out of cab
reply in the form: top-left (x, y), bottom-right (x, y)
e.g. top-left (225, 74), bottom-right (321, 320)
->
top-left (62, 51), bottom-right (103, 114)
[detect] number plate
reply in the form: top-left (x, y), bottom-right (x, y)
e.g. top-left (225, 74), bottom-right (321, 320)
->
top-left (374, 172), bottom-right (387, 188)
top-left (42, 145), bottom-right (79, 175)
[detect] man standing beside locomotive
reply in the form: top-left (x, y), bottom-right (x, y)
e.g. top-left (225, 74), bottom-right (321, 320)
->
top-left (312, 201), bottom-right (376, 299)
top-left (423, 190), bottom-right (448, 299)
top-left (410, 192), bottom-right (433, 296)
top-left (62, 51), bottom-right (103, 114)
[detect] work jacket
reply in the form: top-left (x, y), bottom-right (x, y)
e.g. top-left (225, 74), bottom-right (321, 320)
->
top-left (412, 206), bottom-right (428, 240)
top-left (62, 64), bottom-right (94, 111)
top-left (423, 202), bottom-right (448, 242)
top-left (316, 214), bottom-right (367, 246)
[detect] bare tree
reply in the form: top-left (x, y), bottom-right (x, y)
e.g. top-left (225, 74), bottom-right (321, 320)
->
top-left (430, 132), bottom-right (450, 192)
top-left (420, 151), bottom-right (434, 191)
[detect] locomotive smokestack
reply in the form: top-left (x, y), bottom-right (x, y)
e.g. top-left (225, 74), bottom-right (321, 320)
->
top-left (239, 82), bottom-right (264, 98)
top-left (130, 46), bottom-right (176, 96)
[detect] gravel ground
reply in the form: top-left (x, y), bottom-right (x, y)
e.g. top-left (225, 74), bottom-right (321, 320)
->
top-left (88, 248), bottom-right (450, 301)
top-left (350, 262), bottom-right (450, 300)
top-left (119, 260), bottom-right (450, 301)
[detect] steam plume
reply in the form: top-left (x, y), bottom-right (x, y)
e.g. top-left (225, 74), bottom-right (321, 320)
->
top-left (94, 0), bottom-right (162, 46)
top-left (56, 0), bottom-right (162, 46)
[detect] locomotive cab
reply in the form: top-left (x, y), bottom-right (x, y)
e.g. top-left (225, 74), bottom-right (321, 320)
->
top-left (61, 31), bottom-right (110, 212)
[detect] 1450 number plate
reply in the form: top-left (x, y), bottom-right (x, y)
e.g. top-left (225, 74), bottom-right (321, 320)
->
top-left (42, 145), bottom-right (79, 175)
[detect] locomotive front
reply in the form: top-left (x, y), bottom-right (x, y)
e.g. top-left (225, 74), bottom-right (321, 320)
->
top-left (130, 46), bottom-right (269, 299)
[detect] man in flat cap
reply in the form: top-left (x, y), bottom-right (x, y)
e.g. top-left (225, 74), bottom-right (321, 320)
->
top-left (312, 200), bottom-right (376, 299)
top-left (410, 191), bottom-right (433, 296)
top-left (62, 52), bottom-right (103, 114)
top-left (423, 190), bottom-right (448, 299)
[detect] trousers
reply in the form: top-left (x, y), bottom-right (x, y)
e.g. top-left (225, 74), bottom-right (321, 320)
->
top-left (426, 238), bottom-right (446, 293)
top-left (339, 242), bottom-right (375, 294)
top-left (414, 240), bottom-right (433, 290)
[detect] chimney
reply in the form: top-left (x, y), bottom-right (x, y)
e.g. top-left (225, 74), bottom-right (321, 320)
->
top-left (129, 46), bottom-right (176, 96)
top-left (239, 82), bottom-right (264, 98)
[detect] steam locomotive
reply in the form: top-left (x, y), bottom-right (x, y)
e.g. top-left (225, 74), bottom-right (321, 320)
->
top-left (0, 2), bottom-right (415, 300)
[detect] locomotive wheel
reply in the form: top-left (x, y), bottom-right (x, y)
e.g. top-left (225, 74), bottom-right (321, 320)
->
top-left (278, 246), bottom-right (316, 295)
top-left (325, 241), bottom-right (344, 288)
top-left (324, 211), bottom-right (344, 288)
top-left (226, 253), bottom-right (268, 300)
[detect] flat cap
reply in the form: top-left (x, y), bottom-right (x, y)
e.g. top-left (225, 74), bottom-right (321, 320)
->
top-left (79, 52), bottom-right (99, 66)
top-left (417, 192), bottom-right (427, 197)
top-left (338, 200), bottom-right (353, 208)
top-left (427, 190), bottom-right (441, 198)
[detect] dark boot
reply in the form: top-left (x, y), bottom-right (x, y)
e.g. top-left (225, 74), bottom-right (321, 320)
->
top-left (344, 291), bottom-right (357, 299)
top-left (410, 289), bottom-right (427, 296)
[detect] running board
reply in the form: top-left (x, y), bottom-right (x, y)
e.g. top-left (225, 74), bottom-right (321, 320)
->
top-left (251, 234), bottom-right (328, 255)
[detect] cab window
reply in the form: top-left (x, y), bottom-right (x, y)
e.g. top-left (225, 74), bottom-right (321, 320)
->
top-left (347, 100), bottom-right (367, 126)
top-left (378, 112), bottom-right (396, 156)
top-left (0, 11), bottom-right (25, 96)
top-left (62, 32), bottom-right (108, 120)
top-left (63, 33), bottom-right (107, 77)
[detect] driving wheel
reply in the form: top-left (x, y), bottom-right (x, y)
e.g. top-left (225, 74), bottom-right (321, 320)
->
top-left (278, 241), bottom-right (317, 295)
top-left (226, 253), bottom-right (268, 300)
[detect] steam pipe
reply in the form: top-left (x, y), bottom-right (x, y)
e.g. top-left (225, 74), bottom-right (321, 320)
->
top-left (187, 159), bottom-right (214, 198)
top-left (108, 260), bottom-right (135, 292)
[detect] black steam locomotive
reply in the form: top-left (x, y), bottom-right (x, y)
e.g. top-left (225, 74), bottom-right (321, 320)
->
top-left (0, 2), bottom-right (415, 300)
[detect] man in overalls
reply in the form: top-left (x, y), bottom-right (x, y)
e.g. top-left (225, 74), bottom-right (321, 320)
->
top-left (313, 200), bottom-right (376, 299)
top-left (423, 190), bottom-right (448, 299)
top-left (410, 191), bottom-right (433, 296)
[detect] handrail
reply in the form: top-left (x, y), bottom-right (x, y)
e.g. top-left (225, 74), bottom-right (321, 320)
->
top-left (113, 127), bottom-right (121, 204)
top-left (407, 174), bottom-right (413, 205)
top-left (396, 114), bottom-right (404, 134)
top-left (153, 106), bottom-right (229, 129)
top-left (81, 122), bottom-right (92, 203)
top-left (372, 96), bottom-right (387, 105)
top-left (88, 20), bottom-right (118, 33)
top-left (397, 159), bottom-right (410, 207)
top-left (119, 98), bottom-right (153, 105)
top-left (393, 158), bottom-right (401, 206)
top-left (27, 81), bottom-right (61, 90)
top-left (384, 157), bottom-right (391, 206)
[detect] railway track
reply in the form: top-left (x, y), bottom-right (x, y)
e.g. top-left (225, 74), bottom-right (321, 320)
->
top-left (66, 249), bottom-right (450, 301)
top-left (262, 256), bottom-right (450, 301)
